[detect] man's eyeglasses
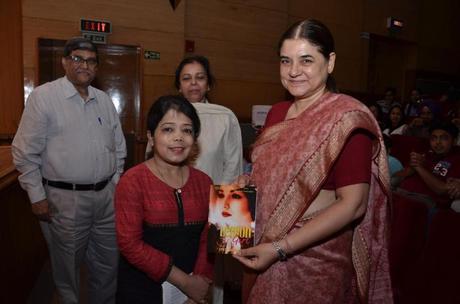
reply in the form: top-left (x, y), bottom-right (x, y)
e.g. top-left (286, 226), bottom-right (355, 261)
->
top-left (67, 55), bottom-right (98, 67)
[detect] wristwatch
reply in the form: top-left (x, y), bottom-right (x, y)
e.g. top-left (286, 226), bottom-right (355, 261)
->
top-left (272, 241), bottom-right (288, 261)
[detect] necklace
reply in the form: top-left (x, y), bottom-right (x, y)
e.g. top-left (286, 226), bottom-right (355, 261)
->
top-left (153, 162), bottom-right (185, 190)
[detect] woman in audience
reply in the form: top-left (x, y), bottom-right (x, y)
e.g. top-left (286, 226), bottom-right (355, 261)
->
top-left (233, 19), bottom-right (392, 303)
top-left (368, 101), bottom-right (386, 130)
top-left (116, 95), bottom-right (213, 304)
top-left (404, 100), bottom-right (440, 139)
top-left (383, 103), bottom-right (407, 135)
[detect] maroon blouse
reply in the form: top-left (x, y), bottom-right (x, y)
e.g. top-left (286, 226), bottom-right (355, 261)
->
top-left (263, 101), bottom-right (372, 189)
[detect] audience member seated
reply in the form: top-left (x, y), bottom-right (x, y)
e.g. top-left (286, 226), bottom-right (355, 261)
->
top-left (383, 103), bottom-right (407, 136)
top-left (404, 88), bottom-right (422, 118)
top-left (437, 91), bottom-right (459, 120)
top-left (403, 100), bottom-right (441, 139)
top-left (396, 122), bottom-right (460, 208)
top-left (367, 102), bottom-right (386, 130)
top-left (376, 87), bottom-right (399, 115)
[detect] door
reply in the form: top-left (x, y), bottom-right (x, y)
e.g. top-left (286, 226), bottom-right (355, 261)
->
top-left (367, 34), bottom-right (417, 103)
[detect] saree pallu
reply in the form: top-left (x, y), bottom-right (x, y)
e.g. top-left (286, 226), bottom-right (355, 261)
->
top-left (247, 93), bottom-right (393, 303)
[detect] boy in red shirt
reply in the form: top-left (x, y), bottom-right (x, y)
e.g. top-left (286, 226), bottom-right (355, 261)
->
top-left (398, 122), bottom-right (460, 208)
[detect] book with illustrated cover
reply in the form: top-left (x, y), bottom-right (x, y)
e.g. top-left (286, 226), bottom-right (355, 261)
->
top-left (207, 185), bottom-right (257, 254)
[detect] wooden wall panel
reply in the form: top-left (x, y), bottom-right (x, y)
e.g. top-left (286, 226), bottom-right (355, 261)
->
top-left (22, 0), bottom-right (184, 34)
top-left (327, 23), bottom-right (364, 92)
top-left (185, 0), bottom-right (288, 120)
top-left (141, 75), bottom-right (176, 134)
top-left (219, 0), bottom-right (287, 12)
top-left (186, 1), bottom-right (287, 46)
top-left (0, 0), bottom-right (23, 137)
top-left (416, 0), bottom-right (460, 74)
top-left (209, 80), bottom-right (285, 122)
top-left (288, 0), bottom-right (363, 27)
top-left (190, 38), bottom-right (279, 83)
top-left (111, 28), bottom-right (184, 76)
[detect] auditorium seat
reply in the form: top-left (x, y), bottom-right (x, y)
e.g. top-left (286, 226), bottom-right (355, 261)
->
top-left (390, 134), bottom-right (430, 167)
top-left (389, 192), bottom-right (430, 303)
top-left (414, 209), bottom-right (460, 304)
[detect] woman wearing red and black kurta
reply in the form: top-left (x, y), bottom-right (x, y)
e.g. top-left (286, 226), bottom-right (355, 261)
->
top-left (115, 95), bottom-right (213, 304)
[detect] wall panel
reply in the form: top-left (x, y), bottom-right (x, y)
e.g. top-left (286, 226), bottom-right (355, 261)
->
top-left (416, 0), bottom-right (460, 74)
top-left (0, 0), bottom-right (23, 137)
top-left (209, 80), bottom-right (285, 122)
top-left (185, 0), bottom-right (288, 119)
top-left (22, 0), bottom-right (184, 33)
top-left (186, 1), bottom-right (287, 46)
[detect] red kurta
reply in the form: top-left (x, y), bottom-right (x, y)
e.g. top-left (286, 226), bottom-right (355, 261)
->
top-left (115, 163), bottom-right (213, 281)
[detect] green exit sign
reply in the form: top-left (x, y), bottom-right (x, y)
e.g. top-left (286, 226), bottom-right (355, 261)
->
top-left (144, 50), bottom-right (160, 60)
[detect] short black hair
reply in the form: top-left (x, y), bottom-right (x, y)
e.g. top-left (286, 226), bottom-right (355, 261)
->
top-left (429, 122), bottom-right (459, 139)
top-left (147, 95), bottom-right (200, 139)
top-left (174, 55), bottom-right (215, 90)
top-left (63, 37), bottom-right (98, 59)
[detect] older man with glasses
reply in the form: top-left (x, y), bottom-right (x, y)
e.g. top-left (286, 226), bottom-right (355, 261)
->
top-left (12, 37), bottom-right (126, 304)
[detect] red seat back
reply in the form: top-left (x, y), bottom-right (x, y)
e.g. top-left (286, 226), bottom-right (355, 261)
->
top-left (390, 135), bottom-right (430, 167)
top-left (389, 192), bottom-right (430, 302)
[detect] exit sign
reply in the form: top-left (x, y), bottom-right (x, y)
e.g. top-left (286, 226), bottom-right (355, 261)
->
top-left (80, 19), bottom-right (112, 34)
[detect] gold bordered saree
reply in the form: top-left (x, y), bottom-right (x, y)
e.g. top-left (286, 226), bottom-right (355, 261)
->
top-left (246, 93), bottom-right (393, 303)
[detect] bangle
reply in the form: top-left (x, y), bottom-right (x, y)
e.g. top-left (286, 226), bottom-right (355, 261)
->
top-left (272, 241), bottom-right (288, 262)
